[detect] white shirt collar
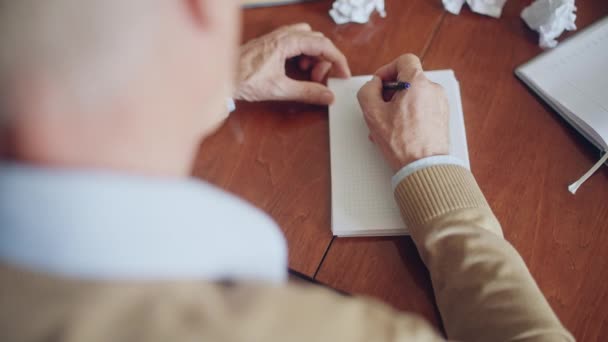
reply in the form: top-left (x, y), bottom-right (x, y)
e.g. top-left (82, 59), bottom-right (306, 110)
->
top-left (0, 163), bottom-right (287, 283)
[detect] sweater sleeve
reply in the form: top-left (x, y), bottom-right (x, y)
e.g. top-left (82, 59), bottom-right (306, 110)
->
top-left (394, 164), bottom-right (574, 342)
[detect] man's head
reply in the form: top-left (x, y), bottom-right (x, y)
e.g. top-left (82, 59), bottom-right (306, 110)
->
top-left (0, 0), bottom-right (240, 176)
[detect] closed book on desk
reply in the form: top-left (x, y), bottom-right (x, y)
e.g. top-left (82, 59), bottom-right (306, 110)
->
top-left (516, 16), bottom-right (608, 193)
top-left (328, 71), bottom-right (470, 237)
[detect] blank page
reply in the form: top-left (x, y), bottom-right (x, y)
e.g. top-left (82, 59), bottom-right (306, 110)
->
top-left (328, 71), bottom-right (470, 237)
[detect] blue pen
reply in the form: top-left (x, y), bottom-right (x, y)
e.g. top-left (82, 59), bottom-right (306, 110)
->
top-left (382, 81), bottom-right (411, 90)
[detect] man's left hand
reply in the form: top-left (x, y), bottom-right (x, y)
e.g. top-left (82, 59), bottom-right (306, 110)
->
top-left (234, 23), bottom-right (351, 105)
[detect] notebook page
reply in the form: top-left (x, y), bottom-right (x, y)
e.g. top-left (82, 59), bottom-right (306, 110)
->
top-left (328, 71), bottom-right (470, 236)
top-left (517, 16), bottom-right (608, 148)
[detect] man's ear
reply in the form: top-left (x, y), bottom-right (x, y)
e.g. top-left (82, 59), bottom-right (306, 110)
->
top-left (186, 0), bottom-right (210, 28)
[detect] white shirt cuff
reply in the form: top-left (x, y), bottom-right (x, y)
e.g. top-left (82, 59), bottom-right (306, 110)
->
top-left (391, 155), bottom-right (468, 190)
top-left (226, 98), bottom-right (236, 113)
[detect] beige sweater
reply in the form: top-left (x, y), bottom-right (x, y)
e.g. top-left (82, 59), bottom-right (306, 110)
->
top-left (0, 165), bottom-right (574, 341)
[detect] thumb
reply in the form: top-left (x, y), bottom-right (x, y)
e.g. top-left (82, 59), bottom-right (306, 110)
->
top-left (357, 76), bottom-right (385, 107)
top-left (279, 78), bottom-right (335, 105)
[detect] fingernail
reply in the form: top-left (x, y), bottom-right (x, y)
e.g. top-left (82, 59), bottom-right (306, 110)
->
top-left (322, 91), bottom-right (334, 104)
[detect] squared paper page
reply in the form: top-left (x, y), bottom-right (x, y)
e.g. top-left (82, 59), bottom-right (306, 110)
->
top-left (516, 16), bottom-right (608, 149)
top-left (328, 70), bottom-right (470, 237)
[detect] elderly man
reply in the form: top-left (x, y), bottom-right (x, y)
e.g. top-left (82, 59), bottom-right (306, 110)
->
top-left (0, 1), bottom-right (572, 341)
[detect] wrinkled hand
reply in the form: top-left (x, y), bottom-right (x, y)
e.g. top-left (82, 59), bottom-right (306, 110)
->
top-left (357, 54), bottom-right (450, 172)
top-left (235, 23), bottom-right (351, 105)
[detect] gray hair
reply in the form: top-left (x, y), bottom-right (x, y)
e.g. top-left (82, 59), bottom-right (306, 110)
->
top-left (0, 0), bottom-right (163, 119)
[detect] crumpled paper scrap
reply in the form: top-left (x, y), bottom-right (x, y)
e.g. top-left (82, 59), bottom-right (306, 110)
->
top-left (442, 0), bottom-right (508, 18)
top-left (329, 0), bottom-right (386, 25)
top-left (521, 0), bottom-right (577, 48)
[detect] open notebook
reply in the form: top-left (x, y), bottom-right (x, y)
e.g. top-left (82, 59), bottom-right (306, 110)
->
top-left (328, 71), bottom-right (469, 237)
top-left (516, 16), bottom-right (608, 194)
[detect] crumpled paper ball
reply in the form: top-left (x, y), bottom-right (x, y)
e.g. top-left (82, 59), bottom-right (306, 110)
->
top-left (521, 0), bottom-right (577, 48)
top-left (442, 0), bottom-right (508, 18)
top-left (329, 0), bottom-right (387, 25)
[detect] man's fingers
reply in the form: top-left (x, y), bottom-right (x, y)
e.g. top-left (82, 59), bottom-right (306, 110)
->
top-left (272, 23), bottom-right (312, 37)
top-left (279, 78), bottom-right (335, 105)
top-left (357, 76), bottom-right (385, 106)
top-left (282, 33), bottom-right (351, 78)
top-left (299, 57), bottom-right (333, 83)
top-left (396, 56), bottom-right (423, 86)
top-left (265, 23), bottom-right (312, 41)
top-left (311, 60), bottom-right (333, 83)
top-left (374, 62), bottom-right (398, 81)
top-left (299, 56), bottom-right (314, 71)
top-left (284, 23), bottom-right (312, 33)
top-left (375, 54), bottom-right (423, 82)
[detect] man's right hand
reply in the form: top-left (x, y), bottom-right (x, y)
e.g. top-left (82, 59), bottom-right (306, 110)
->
top-left (357, 54), bottom-right (450, 172)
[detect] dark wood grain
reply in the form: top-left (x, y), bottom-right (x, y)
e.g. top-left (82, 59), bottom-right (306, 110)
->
top-left (316, 0), bottom-right (608, 339)
top-left (316, 237), bottom-right (444, 329)
top-left (193, 0), bottom-right (446, 276)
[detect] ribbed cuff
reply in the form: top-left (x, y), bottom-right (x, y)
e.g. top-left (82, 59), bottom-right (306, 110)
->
top-left (394, 165), bottom-right (490, 226)
top-left (391, 155), bottom-right (468, 191)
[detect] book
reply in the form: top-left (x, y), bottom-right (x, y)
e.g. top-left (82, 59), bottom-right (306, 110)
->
top-left (515, 16), bottom-right (608, 194)
top-left (328, 71), bottom-right (469, 237)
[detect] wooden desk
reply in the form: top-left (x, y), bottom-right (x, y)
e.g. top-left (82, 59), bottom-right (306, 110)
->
top-left (194, 1), bottom-right (608, 339)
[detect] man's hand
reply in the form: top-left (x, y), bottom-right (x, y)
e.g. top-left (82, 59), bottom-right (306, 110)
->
top-left (235, 23), bottom-right (351, 105)
top-left (357, 54), bottom-right (450, 172)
